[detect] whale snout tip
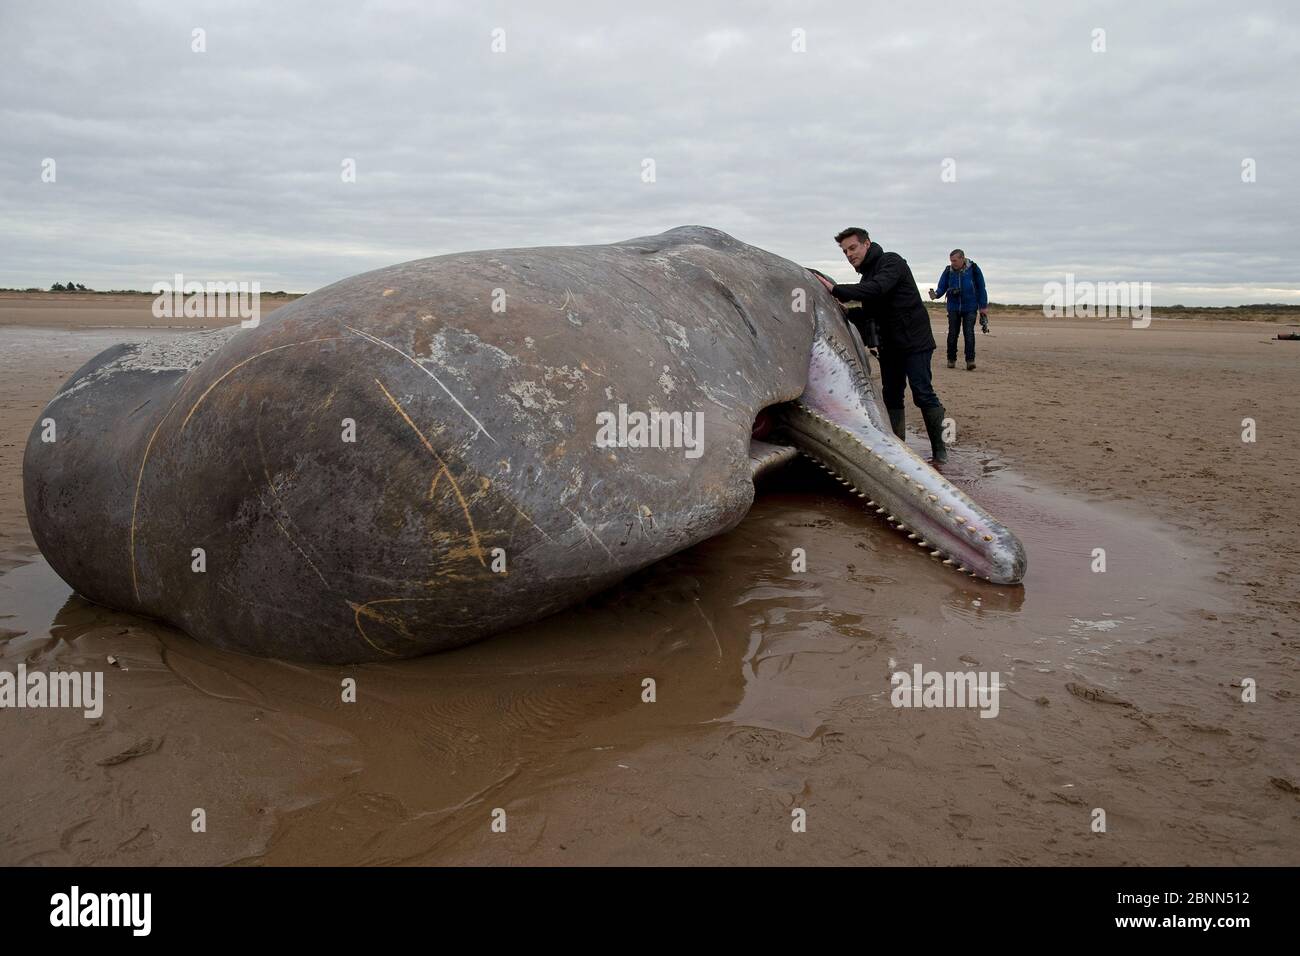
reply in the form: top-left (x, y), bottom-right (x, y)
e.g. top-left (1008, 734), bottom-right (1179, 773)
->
top-left (982, 537), bottom-right (1027, 586)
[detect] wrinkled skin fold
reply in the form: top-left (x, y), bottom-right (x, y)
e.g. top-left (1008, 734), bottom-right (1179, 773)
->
top-left (23, 226), bottom-right (1025, 662)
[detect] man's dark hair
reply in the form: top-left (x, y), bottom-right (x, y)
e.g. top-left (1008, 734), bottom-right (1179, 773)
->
top-left (834, 227), bottom-right (869, 245)
top-left (950, 248), bottom-right (965, 257)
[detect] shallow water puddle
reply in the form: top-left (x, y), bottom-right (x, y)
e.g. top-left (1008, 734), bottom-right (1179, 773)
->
top-left (0, 443), bottom-right (1222, 863)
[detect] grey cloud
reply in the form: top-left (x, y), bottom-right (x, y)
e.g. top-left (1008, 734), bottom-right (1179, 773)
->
top-left (1, 0), bottom-right (1296, 304)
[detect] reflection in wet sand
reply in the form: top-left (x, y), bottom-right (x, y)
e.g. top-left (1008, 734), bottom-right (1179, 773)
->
top-left (0, 442), bottom-right (1219, 864)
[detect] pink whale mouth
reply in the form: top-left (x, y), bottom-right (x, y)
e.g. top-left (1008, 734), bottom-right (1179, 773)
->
top-left (765, 333), bottom-right (1027, 586)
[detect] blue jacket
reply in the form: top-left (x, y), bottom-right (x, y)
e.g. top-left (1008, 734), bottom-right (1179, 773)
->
top-left (935, 260), bottom-right (987, 314)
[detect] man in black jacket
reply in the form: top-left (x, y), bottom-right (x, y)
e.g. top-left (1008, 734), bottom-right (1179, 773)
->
top-left (814, 226), bottom-right (947, 463)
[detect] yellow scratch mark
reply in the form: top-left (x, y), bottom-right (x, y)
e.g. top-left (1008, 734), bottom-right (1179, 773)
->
top-left (348, 599), bottom-right (407, 657)
top-left (427, 469), bottom-right (442, 500)
top-left (129, 398), bottom-right (184, 602)
top-left (179, 337), bottom-right (340, 432)
top-left (382, 288), bottom-right (396, 296)
top-left (373, 378), bottom-right (486, 567)
top-left (345, 326), bottom-right (496, 442)
top-left (349, 596), bottom-right (479, 656)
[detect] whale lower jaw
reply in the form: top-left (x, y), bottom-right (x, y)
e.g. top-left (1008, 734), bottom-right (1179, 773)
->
top-left (765, 332), bottom-right (1027, 586)
top-left (776, 401), bottom-right (1026, 585)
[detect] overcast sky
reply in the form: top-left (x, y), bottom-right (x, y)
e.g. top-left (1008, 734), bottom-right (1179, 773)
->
top-left (2, 0), bottom-right (1297, 304)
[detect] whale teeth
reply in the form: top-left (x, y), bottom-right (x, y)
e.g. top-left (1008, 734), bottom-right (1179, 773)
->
top-left (942, 506), bottom-right (952, 513)
top-left (983, 534), bottom-right (993, 542)
top-left (966, 525), bottom-right (978, 533)
top-left (907, 534), bottom-right (918, 540)
top-left (943, 559), bottom-right (955, 566)
top-left (918, 540), bottom-right (929, 547)
top-left (930, 550), bottom-right (941, 557)
top-left (928, 495), bottom-right (938, 502)
top-left (875, 508), bottom-right (885, 514)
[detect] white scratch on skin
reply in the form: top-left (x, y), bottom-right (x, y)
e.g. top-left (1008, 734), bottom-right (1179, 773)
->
top-left (265, 502), bottom-right (331, 587)
top-left (563, 505), bottom-right (613, 559)
top-left (693, 599), bottom-right (723, 661)
top-left (505, 498), bottom-right (555, 543)
top-left (255, 416), bottom-right (330, 584)
top-left (345, 325), bottom-right (497, 443)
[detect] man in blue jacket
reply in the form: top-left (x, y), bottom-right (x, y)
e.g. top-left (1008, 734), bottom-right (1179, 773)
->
top-left (928, 249), bottom-right (987, 370)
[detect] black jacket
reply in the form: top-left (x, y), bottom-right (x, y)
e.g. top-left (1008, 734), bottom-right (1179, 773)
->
top-left (830, 242), bottom-right (936, 355)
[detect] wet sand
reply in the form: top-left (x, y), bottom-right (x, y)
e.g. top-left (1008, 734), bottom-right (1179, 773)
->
top-left (1, 299), bottom-right (1297, 865)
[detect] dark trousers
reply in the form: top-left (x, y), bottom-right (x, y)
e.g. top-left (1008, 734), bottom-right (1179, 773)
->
top-left (880, 348), bottom-right (942, 412)
top-left (947, 311), bottom-right (976, 363)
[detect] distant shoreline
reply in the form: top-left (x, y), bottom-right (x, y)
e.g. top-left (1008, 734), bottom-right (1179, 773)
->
top-left (1, 290), bottom-right (1297, 325)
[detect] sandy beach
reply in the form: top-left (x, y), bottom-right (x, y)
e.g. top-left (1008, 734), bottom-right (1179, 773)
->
top-left (1, 294), bottom-right (1296, 865)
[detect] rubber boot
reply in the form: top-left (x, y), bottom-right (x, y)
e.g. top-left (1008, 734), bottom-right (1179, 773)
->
top-left (887, 408), bottom-right (906, 441)
top-left (921, 405), bottom-right (948, 464)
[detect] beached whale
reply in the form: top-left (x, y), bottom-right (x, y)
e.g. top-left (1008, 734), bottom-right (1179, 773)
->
top-left (23, 226), bottom-right (1025, 662)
